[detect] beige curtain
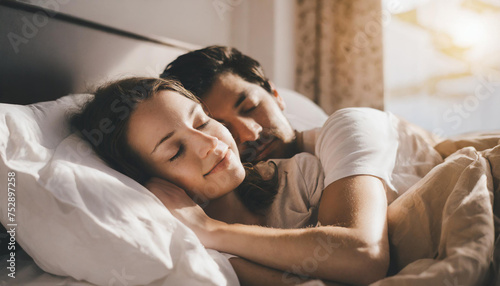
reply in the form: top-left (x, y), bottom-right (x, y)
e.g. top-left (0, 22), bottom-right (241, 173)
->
top-left (295, 0), bottom-right (384, 114)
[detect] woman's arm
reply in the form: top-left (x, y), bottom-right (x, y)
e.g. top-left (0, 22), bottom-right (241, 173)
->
top-left (148, 175), bottom-right (389, 285)
top-left (230, 257), bottom-right (349, 286)
top-left (211, 176), bottom-right (388, 285)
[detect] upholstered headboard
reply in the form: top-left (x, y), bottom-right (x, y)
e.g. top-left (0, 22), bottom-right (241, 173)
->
top-left (0, 1), bottom-right (197, 105)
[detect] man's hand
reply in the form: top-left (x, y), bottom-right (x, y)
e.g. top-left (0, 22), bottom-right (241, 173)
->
top-left (146, 177), bottom-right (222, 247)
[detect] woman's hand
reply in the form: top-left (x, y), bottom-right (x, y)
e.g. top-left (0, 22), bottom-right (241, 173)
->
top-left (146, 177), bottom-right (222, 247)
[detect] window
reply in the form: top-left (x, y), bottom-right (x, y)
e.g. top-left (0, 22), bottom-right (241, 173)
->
top-left (383, 0), bottom-right (500, 137)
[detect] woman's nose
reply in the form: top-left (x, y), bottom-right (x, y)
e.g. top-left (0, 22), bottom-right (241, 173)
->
top-left (193, 131), bottom-right (218, 159)
top-left (234, 118), bottom-right (262, 144)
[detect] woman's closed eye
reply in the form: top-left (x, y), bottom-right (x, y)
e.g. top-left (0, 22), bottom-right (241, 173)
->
top-left (170, 144), bottom-right (184, 162)
top-left (196, 119), bottom-right (210, 130)
top-left (169, 119), bottom-right (210, 162)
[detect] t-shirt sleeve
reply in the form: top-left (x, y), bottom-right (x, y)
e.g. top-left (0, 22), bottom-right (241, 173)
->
top-left (292, 153), bottom-right (325, 211)
top-left (265, 153), bottom-right (325, 229)
top-left (314, 108), bottom-right (399, 190)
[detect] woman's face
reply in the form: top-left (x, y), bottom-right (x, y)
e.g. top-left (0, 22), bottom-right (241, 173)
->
top-left (127, 90), bottom-right (245, 200)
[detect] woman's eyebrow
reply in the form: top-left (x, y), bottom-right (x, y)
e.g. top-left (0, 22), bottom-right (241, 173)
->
top-left (150, 103), bottom-right (198, 154)
top-left (151, 131), bottom-right (174, 154)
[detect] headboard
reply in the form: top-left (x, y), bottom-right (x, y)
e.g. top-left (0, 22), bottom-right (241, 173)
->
top-left (0, 1), bottom-right (198, 105)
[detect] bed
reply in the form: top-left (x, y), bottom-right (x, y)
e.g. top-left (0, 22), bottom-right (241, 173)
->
top-left (1, 1), bottom-right (499, 285)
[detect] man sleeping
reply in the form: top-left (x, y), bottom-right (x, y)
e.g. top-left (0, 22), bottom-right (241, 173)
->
top-left (160, 45), bottom-right (441, 164)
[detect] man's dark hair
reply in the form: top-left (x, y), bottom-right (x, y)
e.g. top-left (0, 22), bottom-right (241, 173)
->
top-left (160, 45), bottom-right (272, 98)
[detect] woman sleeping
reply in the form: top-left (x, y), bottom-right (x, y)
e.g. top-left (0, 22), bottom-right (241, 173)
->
top-left (71, 77), bottom-right (442, 285)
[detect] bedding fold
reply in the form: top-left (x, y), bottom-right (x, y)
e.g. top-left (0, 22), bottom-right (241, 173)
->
top-left (372, 146), bottom-right (499, 285)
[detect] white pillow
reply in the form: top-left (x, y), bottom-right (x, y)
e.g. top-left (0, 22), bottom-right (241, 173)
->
top-left (278, 87), bottom-right (328, 131)
top-left (0, 94), bottom-right (238, 286)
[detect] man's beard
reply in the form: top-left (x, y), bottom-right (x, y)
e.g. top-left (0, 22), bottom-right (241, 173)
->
top-left (238, 127), bottom-right (296, 163)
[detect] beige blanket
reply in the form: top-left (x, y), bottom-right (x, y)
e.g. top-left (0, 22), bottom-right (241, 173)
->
top-left (372, 135), bottom-right (500, 285)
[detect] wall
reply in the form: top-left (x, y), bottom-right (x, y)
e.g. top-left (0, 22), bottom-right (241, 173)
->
top-left (19, 0), bottom-right (231, 47)
top-left (230, 0), bottom-right (296, 89)
top-left (19, 0), bottom-right (296, 89)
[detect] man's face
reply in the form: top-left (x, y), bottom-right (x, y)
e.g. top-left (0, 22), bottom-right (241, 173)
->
top-left (202, 72), bottom-right (296, 163)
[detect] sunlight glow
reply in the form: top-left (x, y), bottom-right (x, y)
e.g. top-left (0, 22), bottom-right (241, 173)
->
top-left (448, 14), bottom-right (489, 47)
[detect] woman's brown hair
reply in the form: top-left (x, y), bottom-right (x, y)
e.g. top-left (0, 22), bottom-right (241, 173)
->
top-left (71, 77), bottom-right (278, 214)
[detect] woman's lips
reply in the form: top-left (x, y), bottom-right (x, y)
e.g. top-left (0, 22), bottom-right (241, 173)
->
top-left (204, 151), bottom-right (231, 176)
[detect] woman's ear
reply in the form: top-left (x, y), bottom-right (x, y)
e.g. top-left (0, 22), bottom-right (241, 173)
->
top-left (269, 81), bottom-right (286, 111)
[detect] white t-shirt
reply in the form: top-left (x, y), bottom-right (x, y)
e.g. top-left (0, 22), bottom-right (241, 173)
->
top-left (264, 107), bottom-right (443, 228)
top-left (312, 107), bottom-right (442, 203)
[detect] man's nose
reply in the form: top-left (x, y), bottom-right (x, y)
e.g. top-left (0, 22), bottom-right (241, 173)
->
top-left (234, 118), bottom-right (262, 144)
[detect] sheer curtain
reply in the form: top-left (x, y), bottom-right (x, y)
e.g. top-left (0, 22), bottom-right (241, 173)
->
top-left (383, 0), bottom-right (500, 136)
top-left (294, 0), bottom-right (384, 115)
